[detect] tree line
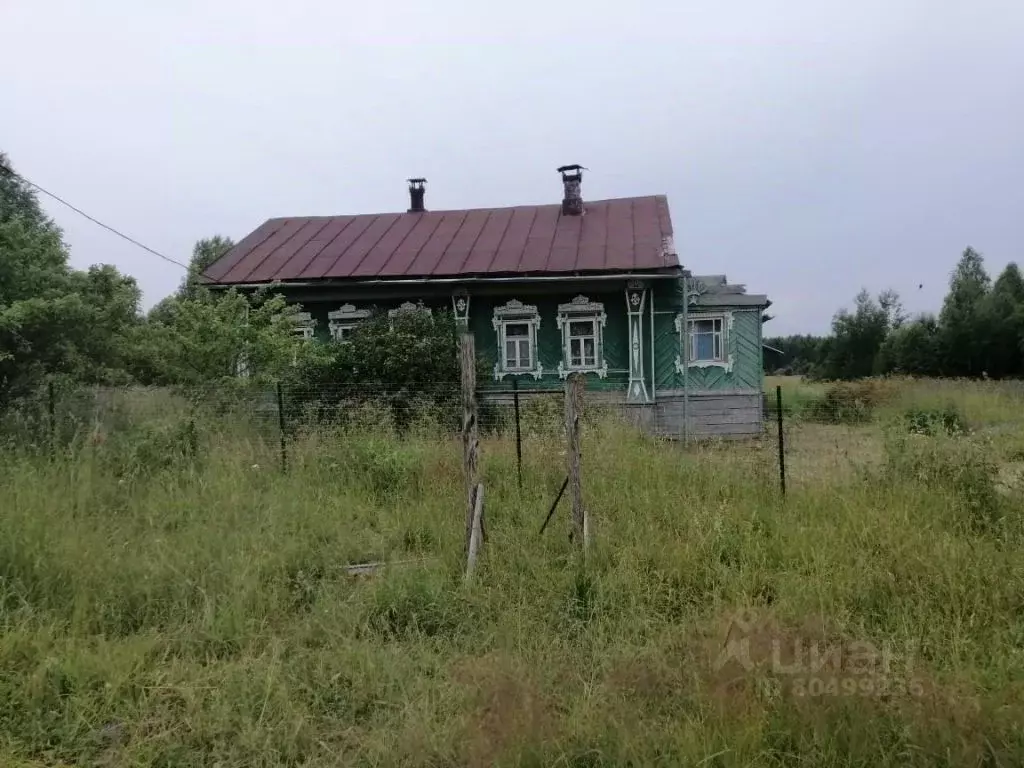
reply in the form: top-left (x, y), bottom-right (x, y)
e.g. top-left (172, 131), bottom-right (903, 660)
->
top-left (4, 147), bottom-right (1022, 409)
top-left (0, 151), bottom-right (460, 411)
top-left (765, 249), bottom-right (1024, 380)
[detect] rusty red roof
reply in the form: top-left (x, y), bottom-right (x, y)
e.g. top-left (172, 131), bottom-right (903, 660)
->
top-left (204, 195), bottom-right (678, 284)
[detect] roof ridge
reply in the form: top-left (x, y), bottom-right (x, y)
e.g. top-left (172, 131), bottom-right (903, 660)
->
top-left (258, 194), bottom-right (668, 223)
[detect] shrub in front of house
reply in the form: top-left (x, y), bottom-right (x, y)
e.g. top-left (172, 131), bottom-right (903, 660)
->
top-left (284, 309), bottom-right (482, 435)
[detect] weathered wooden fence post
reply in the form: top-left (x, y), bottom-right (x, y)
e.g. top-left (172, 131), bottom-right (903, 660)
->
top-left (277, 381), bottom-right (288, 473)
top-left (775, 384), bottom-right (786, 498)
top-left (465, 483), bottom-right (484, 581)
top-left (512, 378), bottom-right (523, 491)
top-left (460, 333), bottom-right (481, 556)
top-left (565, 373), bottom-right (587, 549)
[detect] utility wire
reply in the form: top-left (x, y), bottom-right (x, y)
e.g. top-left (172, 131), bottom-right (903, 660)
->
top-left (0, 161), bottom-right (224, 283)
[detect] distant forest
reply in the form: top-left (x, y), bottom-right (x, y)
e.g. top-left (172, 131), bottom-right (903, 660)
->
top-left (764, 248), bottom-right (1024, 380)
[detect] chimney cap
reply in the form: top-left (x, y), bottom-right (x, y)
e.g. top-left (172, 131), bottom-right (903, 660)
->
top-left (557, 164), bottom-right (586, 174)
top-left (407, 178), bottom-right (427, 213)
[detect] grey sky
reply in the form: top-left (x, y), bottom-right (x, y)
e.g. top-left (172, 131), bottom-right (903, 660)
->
top-left (3, 0), bottom-right (1022, 334)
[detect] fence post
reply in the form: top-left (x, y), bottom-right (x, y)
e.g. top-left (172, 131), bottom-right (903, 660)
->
top-left (775, 384), bottom-right (786, 497)
top-left (460, 333), bottom-right (480, 554)
top-left (277, 381), bottom-right (288, 473)
top-left (465, 483), bottom-right (484, 581)
top-left (565, 373), bottom-right (587, 549)
top-left (512, 378), bottom-right (523, 490)
top-left (47, 378), bottom-right (56, 456)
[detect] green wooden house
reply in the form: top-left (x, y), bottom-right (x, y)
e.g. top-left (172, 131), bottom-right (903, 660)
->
top-left (204, 168), bottom-right (770, 437)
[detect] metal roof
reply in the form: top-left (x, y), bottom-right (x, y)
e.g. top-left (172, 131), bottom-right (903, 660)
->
top-left (690, 274), bottom-right (770, 308)
top-left (203, 195), bottom-right (678, 285)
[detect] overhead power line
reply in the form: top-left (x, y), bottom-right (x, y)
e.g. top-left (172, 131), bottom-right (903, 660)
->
top-left (0, 161), bottom-right (223, 283)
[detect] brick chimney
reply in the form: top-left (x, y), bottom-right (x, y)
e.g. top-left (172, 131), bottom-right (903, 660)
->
top-left (407, 178), bottom-right (427, 213)
top-left (557, 164), bottom-right (585, 215)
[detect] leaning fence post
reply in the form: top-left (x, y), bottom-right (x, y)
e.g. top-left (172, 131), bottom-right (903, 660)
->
top-left (465, 483), bottom-right (484, 580)
top-left (277, 381), bottom-right (288, 473)
top-left (460, 333), bottom-right (480, 554)
top-left (775, 384), bottom-right (786, 497)
top-left (565, 373), bottom-right (587, 549)
top-left (512, 378), bottom-right (523, 490)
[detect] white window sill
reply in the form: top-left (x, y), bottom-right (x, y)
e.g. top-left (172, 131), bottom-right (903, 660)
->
top-left (494, 363), bottom-right (544, 381)
top-left (675, 356), bottom-right (735, 374)
top-left (557, 361), bottom-right (609, 379)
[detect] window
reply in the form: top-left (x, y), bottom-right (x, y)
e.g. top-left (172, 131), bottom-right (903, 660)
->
top-left (331, 323), bottom-right (357, 343)
top-left (492, 299), bottom-right (543, 380)
top-left (292, 312), bottom-right (315, 340)
top-left (556, 295), bottom-right (608, 378)
top-left (329, 304), bottom-right (371, 342)
top-left (689, 316), bottom-right (723, 361)
top-left (568, 319), bottom-right (598, 368)
top-left (674, 311), bottom-right (734, 373)
top-left (504, 322), bottom-right (532, 370)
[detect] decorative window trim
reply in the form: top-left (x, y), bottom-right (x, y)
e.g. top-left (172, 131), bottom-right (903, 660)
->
top-left (674, 311), bottom-right (734, 373)
top-left (292, 312), bottom-right (315, 340)
top-left (328, 304), bottom-right (371, 342)
top-left (492, 299), bottom-right (543, 381)
top-left (556, 295), bottom-right (608, 379)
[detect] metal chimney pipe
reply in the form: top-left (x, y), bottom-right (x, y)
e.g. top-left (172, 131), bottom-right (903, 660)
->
top-left (407, 178), bottom-right (427, 213)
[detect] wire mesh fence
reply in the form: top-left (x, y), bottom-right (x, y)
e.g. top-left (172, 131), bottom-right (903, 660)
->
top-left (4, 377), bottom-right (1020, 496)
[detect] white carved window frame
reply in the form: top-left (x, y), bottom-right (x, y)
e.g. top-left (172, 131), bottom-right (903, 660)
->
top-left (328, 304), bottom-right (371, 342)
top-left (492, 300), bottom-right (544, 381)
top-left (292, 312), bottom-right (316, 341)
top-left (387, 300), bottom-right (431, 319)
top-left (674, 310), bottom-right (734, 373)
top-left (387, 300), bottom-right (432, 328)
top-left (556, 295), bottom-right (608, 379)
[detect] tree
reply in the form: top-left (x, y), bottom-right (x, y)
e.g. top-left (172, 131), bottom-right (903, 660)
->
top-left (877, 314), bottom-right (941, 376)
top-left (0, 152), bottom-right (52, 230)
top-left (819, 289), bottom-right (904, 380)
top-left (982, 262), bottom-right (1024, 378)
top-left (938, 247), bottom-right (992, 377)
top-left (134, 288), bottom-right (305, 386)
top-left (181, 235), bottom-right (234, 299)
top-left (0, 151), bottom-right (148, 404)
top-left (762, 334), bottom-right (828, 376)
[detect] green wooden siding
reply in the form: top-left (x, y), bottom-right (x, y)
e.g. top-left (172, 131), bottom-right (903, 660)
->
top-left (651, 279), bottom-right (763, 393)
top-left (470, 293), bottom-right (630, 392)
top-left (285, 277), bottom-right (764, 397)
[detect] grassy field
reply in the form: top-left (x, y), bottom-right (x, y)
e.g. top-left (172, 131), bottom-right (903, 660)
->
top-left (2, 380), bottom-right (1024, 766)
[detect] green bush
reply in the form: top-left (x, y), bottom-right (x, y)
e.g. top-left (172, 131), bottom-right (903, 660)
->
top-left (902, 403), bottom-right (968, 437)
top-left (803, 380), bottom-right (893, 424)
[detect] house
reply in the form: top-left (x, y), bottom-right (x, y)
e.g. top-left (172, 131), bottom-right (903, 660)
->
top-left (203, 167), bottom-right (770, 438)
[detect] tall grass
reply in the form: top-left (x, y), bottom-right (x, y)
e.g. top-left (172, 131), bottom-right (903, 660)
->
top-left (1, 382), bottom-right (1023, 766)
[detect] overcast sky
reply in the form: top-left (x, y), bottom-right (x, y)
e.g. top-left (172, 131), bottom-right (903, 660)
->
top-left (3, 0), bottom-right (1022, 334)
